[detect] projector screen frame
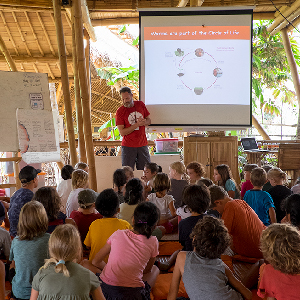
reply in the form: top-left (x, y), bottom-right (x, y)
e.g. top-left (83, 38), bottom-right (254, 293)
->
top-left (139, 7), bottom-right (253, 131)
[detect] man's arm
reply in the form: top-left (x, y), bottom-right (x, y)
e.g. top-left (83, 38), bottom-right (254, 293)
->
top-left (118, 116), bottom-right (149, 137)
top-left (144, 115), bottom-right (151, 126)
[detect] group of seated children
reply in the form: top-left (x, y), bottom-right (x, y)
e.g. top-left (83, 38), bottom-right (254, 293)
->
top-left (2, 159), bottom-right (300, 300)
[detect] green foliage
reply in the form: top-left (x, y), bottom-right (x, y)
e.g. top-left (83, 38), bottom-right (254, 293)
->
top-left (97, 65), bottom-right (139, 88)
top-left (119, 25), bottom-right (126, 34)
top-left (252, 21), bottom-right (299, 117)
top-left (132, 36), bottom-right (139, 46)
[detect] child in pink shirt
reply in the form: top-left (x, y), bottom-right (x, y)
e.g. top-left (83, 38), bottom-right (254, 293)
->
top-left (258, 223), bottom-right (300, 300)
top-left (92, 202), bottom-right (160, 300)
top-left (241, 164), bottom-right (257, 199)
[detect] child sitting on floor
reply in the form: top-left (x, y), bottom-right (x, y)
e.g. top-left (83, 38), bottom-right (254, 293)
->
top-left (118, 178), bottom-right (144, 225)
top-left (66, 169), bottom-right (89, 217)
top-left (84, 189), bottom-right (131, 268)
top-left (33, 186), bottom-right (76, 233)
top-left (243, 167), bottom-right (276, 226)
top-left (147, 173), bottom-right (177, 233)
top-left (179, 184), bottom-right (211, 251)
top-left (70, 189), bottom-right (102, 244)
top-left (186, 161), bottom-right (205, 185)
top-left (9, 201), bottom-right (50, 300)
top-left (267, 167), bottom-right (291, 222)
top-left (241, 164), bottom-right (258, 199)
top-left (141, 162), bottom-right (159, 197)
top-left (258, 223), bottom-right (300, 299)
top-left (214, 164), bottom-right (240, 199)
top-left (168, 161), bottom-right (189, 209)
top-left (113, 168), bottom-right (127, 204)
top-left (30, 224), bottom-right (105, 300)
top-left (168, 216), bottom-right (252, 300)
top-left (92, 202), bottom-right (160, 300)
top-left (122, 166), bottom-right (134, 182)
top-left (281, 193), bottom-right (300, 229)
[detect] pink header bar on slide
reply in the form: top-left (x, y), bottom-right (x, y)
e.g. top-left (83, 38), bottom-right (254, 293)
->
top-left (144, 26), bottom-right (250, 40)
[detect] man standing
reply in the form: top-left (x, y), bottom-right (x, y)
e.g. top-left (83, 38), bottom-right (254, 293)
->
top-left (116, 87), bottom-right (151, 170)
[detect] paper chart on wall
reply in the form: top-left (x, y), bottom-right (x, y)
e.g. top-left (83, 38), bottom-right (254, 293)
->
top-left (16, 108), bottom-right (60, 163)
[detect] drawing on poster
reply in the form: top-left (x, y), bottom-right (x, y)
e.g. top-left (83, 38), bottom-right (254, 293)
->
top-left (16, 109), bottom-right (60, 163)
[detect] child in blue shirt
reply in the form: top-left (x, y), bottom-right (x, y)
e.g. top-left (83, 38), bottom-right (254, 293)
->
top-left (244, 167), bottom-right (276, 226)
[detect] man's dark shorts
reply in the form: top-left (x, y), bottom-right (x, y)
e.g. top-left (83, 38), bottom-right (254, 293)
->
top-left (121, 145), bottom-right (150, 170)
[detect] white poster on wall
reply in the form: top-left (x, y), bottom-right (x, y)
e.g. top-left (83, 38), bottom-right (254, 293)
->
top-left (16, 108), bottom-right (60, 163)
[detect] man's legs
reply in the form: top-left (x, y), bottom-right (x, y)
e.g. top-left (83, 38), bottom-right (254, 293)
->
top-left (136, 146), bottom-right (151, 170)
top-left (121, 146), bottom-right (138, 170)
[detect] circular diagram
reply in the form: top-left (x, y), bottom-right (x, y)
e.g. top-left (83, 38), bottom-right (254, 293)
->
top-left (174, 47), bottom-right (222, 95)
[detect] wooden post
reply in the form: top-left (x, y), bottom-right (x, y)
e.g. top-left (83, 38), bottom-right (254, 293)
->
top-left (281, 28), bottom-right (300, 139)
top-left (73, 0), bottom-right (97, 191)
top-left (84, 28), bottom-right (91, 110)
top-left (72, 7), bottom-right (87, 163)
top-left (252, 115), bottom-right (271, 140)
top-left (53, 0), bottom-right (78, 166)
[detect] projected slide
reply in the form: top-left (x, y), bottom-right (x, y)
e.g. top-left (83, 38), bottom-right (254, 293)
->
top-left (144, 25), bottom-right (251, 106)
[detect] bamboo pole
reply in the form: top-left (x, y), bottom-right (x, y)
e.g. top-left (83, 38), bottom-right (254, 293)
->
top-left (281, 28), bottom-right (300, 139)
top-left (252, 115), bottom-right (271, 140)
top-left (287, 15), bottom-right (300, 31)
top-left (84, 29), bottom-right (91, 110)
top-left (72, 7), bottom-right (87, 163)
top-left (177, 0), bottom-right (188, 7)
top-left (53, 0), bottom-right (78, 166)
top-left (190, 0), bottom-right (203, 6)
top-left (73, 0), bottom-right (97, 191)
top-left (267, 0), bottom-right (300, 32)
top-left (81, 0), bottom-right (97, 42)
top-left (270, 7), bottom-right (300, 35)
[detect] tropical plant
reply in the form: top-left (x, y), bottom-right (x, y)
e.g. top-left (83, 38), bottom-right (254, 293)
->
top-left (252, 21), bottom-right (300, 122)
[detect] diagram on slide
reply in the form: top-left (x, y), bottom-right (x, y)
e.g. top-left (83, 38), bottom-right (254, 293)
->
top-left (174, 47), bottom-right (222, 95)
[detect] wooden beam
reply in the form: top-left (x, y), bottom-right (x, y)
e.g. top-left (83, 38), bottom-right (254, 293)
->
top-left (92, 17), bottom-right (139, 26)
top-left (37, 11), bottom-right (56, 56)
top-left (287, 15), bottom-right (300, 31)
top-left (0, 34), bottom-right (17, 72)
top-left (252, 115), bottom-right (271, 140)
top-left (81, 0), bottom-right (97, 42)
top-left (177, 0), bottom-right (188, 6)
top-left (270, 7), bottom-right (300, 35)
top-left (74, 0), bottom-right (97, 190)
top-left (24, 11), bottom-right (44, 56)
top-left (267, 0), bottom-right (300, 32)
top-left (0, 11), bottom-right (19, 55)
top-left (12, 11), bottom-right (31, 56)
top-left (53, 0), bottom-right (78, 166)
top-left (0, 55), bottom-right (72, 63)
top-left (281, 28), bottom-right (300, 139)
top-left (91, 12), bottom-right (275, 27)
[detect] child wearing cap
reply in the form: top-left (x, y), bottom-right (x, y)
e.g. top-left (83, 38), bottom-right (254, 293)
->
top-left (8, 165), bottom-right (40, 237)
top-left (70, 189), bottom-right (102, 244)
